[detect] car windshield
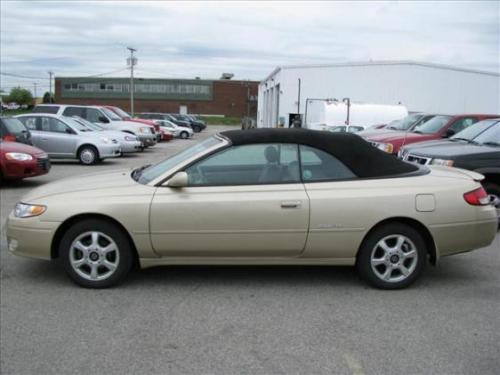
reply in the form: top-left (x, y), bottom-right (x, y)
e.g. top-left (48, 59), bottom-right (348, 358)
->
top-left (111, 107), bottom-right (131, 119)
top-left (413, 115), bottom-right (451, 134)
top-left (2, 118), bottom-right (27, 134)
top-left (100, 107), bottom-right (122, 121)
top-left (473, 122), bottom-right (500, 146)
top-left (63, 117), bottom-right (94, 132)
top-left (387, 114), bottom-right (423, 130)
top-left (72, 117), bottom-right (105, 131)
top-left (450, 119), bottom-right (498, 142)
top-left (136, 136), bottom-right (224, 184)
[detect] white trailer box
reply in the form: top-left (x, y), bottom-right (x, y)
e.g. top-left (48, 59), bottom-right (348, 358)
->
top-left (305, 100), bottom-right (408, 130)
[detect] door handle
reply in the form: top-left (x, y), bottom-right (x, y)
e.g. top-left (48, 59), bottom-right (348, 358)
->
top-left (281, 200), bottom-right (302, 208)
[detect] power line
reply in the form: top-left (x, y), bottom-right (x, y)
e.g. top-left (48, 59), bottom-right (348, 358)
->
top-left (0, 72), bottom-right (47, 80)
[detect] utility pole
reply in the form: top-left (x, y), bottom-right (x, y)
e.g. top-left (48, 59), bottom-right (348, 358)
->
top-left (127, 47), bottom-right (137, 116)
top-left (48, 71), bottom-right (53, 103)
top-left (33, 83), bottom-right (37, 98)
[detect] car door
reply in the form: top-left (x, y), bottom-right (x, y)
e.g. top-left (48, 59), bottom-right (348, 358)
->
top-left (298, 145), bottom-right (367, 259)
top-left (150, 143), bottom-right (310, 257)
top-left (38, 117), bottom-right (78, 157)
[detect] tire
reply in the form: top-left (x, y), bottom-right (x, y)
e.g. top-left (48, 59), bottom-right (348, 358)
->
top-left (78, 145), bottom-right (99, 165)
top-left (59, 219), bottom-right (134, 288)
top-left (193, 126), bottom-right (201, 133)
top-left (180, 131), bottom-right (188, 139)
top-left (356, 223), bottom-right (427, 289)
top-left (483, 182), bottom-right (500, 225)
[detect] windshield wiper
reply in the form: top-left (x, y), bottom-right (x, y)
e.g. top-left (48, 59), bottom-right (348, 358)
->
top-left (413, 130), bottom-right (423, 134)
top-left (450, 137), bottom-right (476, 143)
top-left (131, 164), bottom-right (151, 181)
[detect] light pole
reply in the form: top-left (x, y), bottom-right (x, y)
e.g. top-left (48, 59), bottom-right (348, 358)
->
top-left (48, 71), bottom-right (53, 103)
top-left (127, 47), bottom-right (137, 116)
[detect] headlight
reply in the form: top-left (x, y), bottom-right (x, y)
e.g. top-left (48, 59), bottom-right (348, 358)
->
top-left (14, 203), bottom-right (46, 218)
top-left (431, 158), bottom-right (454, 166)
top-left (376, 143), bottom-right (394, 153)
top-left (124, 135), bottom-right (136, 141)
top-left (5, 152), bottom-right (33, 161)
top-left (99, 137), bottom-right (111, 144)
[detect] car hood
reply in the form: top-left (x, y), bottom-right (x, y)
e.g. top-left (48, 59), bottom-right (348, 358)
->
top-left (367, 131), bottom-right (432, 143)
top-left (22, 169), bottom-right (139, 201)
top-left (406, 142), bottom-right (500, 158)
top-left (0, 141), bottom-right (47, 157)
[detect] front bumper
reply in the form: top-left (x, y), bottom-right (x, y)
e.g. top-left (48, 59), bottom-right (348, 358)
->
top-left (138, 134), bottom-right (157, 147)
top-left (120, 140), bottom-right (143, 153)
top-left (6, 213), bottom-right (60, 260)
top-left (97, 144), bottom-right (122, 158)
top-left (2, 157), bottom-right (51, 179)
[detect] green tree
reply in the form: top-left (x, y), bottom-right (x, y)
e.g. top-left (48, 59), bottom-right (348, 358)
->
top-left (7, 87), bottom-right (33, 105)
top-left (42, 91), bottom-right (54, 103)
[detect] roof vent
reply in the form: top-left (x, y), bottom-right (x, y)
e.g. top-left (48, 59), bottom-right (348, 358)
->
top-left (220, 73), bottom-right (234, 80)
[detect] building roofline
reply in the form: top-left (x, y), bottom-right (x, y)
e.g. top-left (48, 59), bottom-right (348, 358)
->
top-left (261, 60), bottom-right (499, 82)
top-left (55, 76), bottom-right (259, 84)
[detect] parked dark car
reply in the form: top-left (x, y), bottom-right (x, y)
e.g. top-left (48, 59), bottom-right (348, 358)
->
top-left (169, 114), bottom-right (206, 132)
top-left (0, 117), bottom-right (32, 145)
top-left (400, 119), bottom-right (500, 220)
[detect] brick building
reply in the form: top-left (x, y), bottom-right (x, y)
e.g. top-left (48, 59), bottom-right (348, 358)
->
top-left (55, 77), bottom-right (259, 117)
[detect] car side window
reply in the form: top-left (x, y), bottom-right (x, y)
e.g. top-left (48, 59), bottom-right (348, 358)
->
top-left (185, 143), bottom-right (301, 186)
top-left (41, 117), bottom-right (70, 133)
top-left (63, 107), bottom-right (85, 117)
top-left (299, 145), bottom-right (356, 182)
top-left (18, 117), bottom-right (38, 131)
top-left (85, 108), bottom-right (103, 123)
top-left (450, 117), bottom-right (478, 133)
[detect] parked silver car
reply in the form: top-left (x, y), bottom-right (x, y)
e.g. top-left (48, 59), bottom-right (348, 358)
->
top-left (33, 104), bottom-right (157, 148)
top-left (156, 119), bottom-right (193, 139)
top-left (71, 117), bottom-right (143, 153)
top-left (15, 114), bottom-right (121, 165)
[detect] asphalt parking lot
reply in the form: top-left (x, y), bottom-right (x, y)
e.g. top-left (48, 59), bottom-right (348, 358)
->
top-left (1, 125), bottom-right (499, 375)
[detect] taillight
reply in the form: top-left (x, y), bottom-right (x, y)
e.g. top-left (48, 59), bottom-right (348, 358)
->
top-left (463, 187), bottom-right (490, 206)
top-left (3, 135), bottom-right (16, 142)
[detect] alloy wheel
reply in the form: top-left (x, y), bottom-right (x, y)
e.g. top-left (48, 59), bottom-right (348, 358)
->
top-left (69, 231), bottom-right (120, 281)
top-left (80, 148), bottom-right (96, 164)
top-left (370, 234), bottom-right (418, 283)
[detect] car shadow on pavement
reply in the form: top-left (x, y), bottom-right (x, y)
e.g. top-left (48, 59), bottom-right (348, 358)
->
top-left (1, 179), bottom-right (47, 189)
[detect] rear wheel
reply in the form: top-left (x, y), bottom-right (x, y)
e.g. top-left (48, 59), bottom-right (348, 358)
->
top-left (59, 219), bottom-right (133, 288)
top-left (78, 145), bottom-right (99, 165)
top-left (356, 223), bottom-right (426, 289)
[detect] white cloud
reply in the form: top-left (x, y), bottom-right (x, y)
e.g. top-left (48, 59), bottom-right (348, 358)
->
top-left (1, 0), bottom-right (498, 94)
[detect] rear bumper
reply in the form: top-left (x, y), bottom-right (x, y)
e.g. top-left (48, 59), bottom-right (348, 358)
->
top-left (430, 214), bottom-right (498, 258)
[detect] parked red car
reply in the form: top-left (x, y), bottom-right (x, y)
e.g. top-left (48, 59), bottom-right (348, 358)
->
top-left (0, 140), bottom-right (50, 182)
top-left (365, 114), bottom-right (500, 154)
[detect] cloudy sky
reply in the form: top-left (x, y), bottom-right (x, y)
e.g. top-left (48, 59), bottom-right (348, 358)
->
top-left (1, 0), bottom-right (498, 95)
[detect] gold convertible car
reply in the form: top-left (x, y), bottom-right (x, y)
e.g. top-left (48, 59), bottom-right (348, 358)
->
top-left (6, 129), bottom-right (498, 289)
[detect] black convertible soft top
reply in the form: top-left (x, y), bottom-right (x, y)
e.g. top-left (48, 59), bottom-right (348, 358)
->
top-left (220, 128), bottom-right (419, 178)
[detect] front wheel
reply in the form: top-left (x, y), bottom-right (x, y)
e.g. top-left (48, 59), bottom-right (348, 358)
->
top-left (356, 223), bottom-right (426, 289)
top-left (180, 131), bottom-right (189, 139)
top-left (78, 146), bottom-right (99, 165)
top-left (59, 219), bottom-right (134, 288)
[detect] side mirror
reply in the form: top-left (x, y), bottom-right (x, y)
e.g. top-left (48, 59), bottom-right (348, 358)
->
top-left (166, 171), bottom-right (188, 188)
top-left (443, 129), bottom-right (455, 138)
top-left (65, 128), bottom-right (75, 134)
top-left (98, 116), bottom-right (110, 124)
